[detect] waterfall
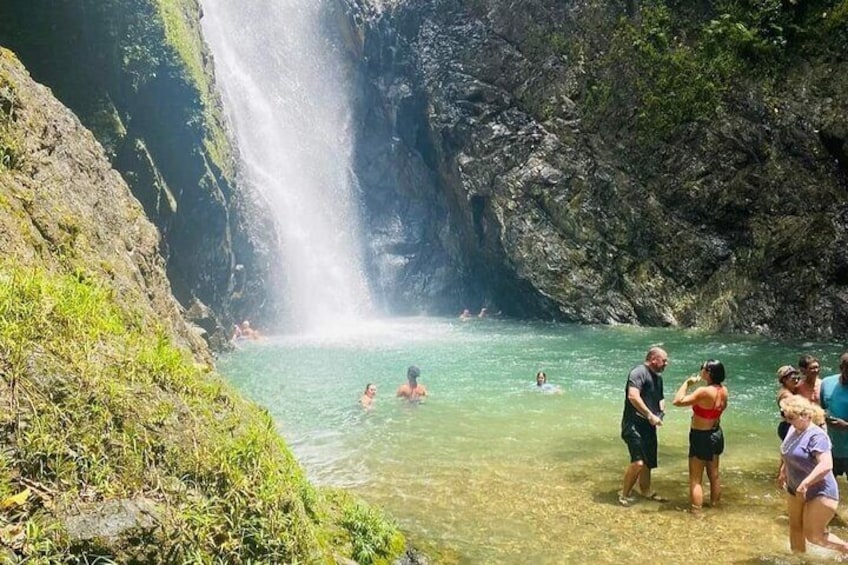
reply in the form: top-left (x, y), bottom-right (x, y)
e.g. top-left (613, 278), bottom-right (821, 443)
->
top-left (200, 0), bottom-right (373, 333)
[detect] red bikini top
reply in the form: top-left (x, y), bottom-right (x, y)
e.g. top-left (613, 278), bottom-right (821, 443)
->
top-left (692, 386), bottom-right (725, 420)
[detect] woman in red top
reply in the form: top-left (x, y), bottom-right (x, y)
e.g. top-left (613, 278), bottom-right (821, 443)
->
top-left (673, 360), bottom-right (729, 512)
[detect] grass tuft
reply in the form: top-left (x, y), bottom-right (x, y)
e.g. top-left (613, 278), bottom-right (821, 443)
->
top-left (0, 262), bottom-right (405, 562)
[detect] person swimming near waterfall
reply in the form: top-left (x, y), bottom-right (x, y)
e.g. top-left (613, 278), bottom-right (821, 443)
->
top-left (535, 371), bottom-right (562, 394)
top-left (397, 366), bottom-right (428, 403)
top-left (359, 383), bottom-right (377, 410)
top-left (239, 320), bottom-right (261, 340)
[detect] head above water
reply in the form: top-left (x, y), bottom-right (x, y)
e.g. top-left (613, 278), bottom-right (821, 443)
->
top-left (700, 359), bottom-right (725, 384)
top-left (407, 366), bottom-right (420, 381)
top-left (536, 371), bottom-right (547, 386)
top-left (364, 383), bottom-right (377, 396)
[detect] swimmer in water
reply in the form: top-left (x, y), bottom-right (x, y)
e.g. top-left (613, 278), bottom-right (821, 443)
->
top-left (359, 383), bottom-right (377, 410)
top-left (535, 371), bottom-right (562, 394)
top-left (397, 366), bottom-right (428, 402)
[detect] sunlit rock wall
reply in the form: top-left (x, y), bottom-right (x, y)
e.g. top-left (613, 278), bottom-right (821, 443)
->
top-left (0, 0), bottom-right (282, 345)
top-left (339, 0), bottom-right (848, 339)
top-left (0, 48), bottom-right (208, 357)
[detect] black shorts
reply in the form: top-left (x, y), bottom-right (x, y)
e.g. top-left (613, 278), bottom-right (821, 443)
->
top-left (689, 427), bottom-right (724, 461)
top-left (834, 457), bottom-right (848, 478)
top-left (778, 420), bottom-right (790, 441)
top-left (622, 419), bottom-right (658, 469)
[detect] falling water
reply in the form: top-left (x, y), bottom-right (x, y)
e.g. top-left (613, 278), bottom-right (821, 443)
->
top-left (200, 0), bottom-right (373, 332)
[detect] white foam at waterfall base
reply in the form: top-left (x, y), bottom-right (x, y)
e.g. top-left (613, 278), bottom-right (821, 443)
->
top-left (260, 317), bottom-right (469, 349)
top-left (200, 0), bottom-right (373, 332)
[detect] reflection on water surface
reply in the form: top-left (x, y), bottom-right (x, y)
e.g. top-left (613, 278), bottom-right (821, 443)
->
top-left (219, 318), bottom-right (847, 563)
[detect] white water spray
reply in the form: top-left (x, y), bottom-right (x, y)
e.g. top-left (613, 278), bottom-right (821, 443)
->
top-left (200, 0), bottom-right (373, 332)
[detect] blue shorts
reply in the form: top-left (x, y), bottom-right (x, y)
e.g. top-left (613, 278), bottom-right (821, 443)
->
top-left (787, 477), bottom-right (840, 502)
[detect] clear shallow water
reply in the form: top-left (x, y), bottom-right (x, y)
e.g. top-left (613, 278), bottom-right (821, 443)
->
top-left (218, 318), bottom-right (847, 563)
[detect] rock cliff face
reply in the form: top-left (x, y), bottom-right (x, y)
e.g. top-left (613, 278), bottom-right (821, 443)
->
top-left (0, 49), bottom-right (406, 564)
top-left (339, 0), bottom-right (848, 339)
top-left (3, 0), bottom-right (845, 340)
top-left (0, 48), bottom-right (206, 356)
top-left (0, 0), bottom-right (281, 345)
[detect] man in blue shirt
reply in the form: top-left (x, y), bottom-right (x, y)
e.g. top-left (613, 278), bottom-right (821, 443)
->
top-left (820, 352), bottom-right (848, 479)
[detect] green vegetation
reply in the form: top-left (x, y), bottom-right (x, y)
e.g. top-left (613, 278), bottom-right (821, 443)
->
top-left (0, 0), bottom-right (235, 181)
top-left (0, 263), bottom-right (404, 563)
top-left (86, 0), bottom-right (235, 179)
top-left (582, 0), bottom-right (848, 141)
top-left (337, 495), bottom-right (406, 565)
top-left (156, 0), bottom-right (234, 179)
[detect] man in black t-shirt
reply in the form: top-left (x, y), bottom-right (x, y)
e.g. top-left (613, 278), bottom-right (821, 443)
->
top-left (619, 346), bottom-right (668, 506)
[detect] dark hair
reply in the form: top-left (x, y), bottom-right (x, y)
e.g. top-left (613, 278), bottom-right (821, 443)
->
top-left (363, 383), bottom-right (374, 393)
top-left (407, 366), bottom-right (420, 379)
top-left (702, 359), bottom-right (726, 384)
top-left (536, 371), bottom-right (547, 385)
top-left (798, 354), bottom-right (819, 370)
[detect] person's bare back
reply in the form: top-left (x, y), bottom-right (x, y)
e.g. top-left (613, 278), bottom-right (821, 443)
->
top-left (397, 366), bottom-right (428, 402)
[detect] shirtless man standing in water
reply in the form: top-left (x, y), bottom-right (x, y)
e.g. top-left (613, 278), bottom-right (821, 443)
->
top-left (397, 366), bottom-right (428, 402)
top-left (797, 354), bottom-right (823, 404)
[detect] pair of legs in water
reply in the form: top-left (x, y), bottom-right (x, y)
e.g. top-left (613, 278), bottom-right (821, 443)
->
top-left (688, 454), bottom-right (720, 511)
top-left (688, 427), bottom-right (723, 511)
top-left (620, 450), bottom-right (719, 509)
top-left (620, 421), bottom-right (668, 505)
top-left (786, 493), bottom-right (848, 554)
top-left (621, 461), bottom-right (664, 504)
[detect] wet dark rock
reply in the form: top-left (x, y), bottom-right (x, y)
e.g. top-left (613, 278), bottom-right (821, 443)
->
top-left (337, 0), bottom-right (848, 339)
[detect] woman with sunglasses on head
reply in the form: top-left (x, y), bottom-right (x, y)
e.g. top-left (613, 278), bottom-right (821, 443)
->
top-left (778, 395), bottom-right (848, 556)
top-left (673, 359), bottom-right (728, 512)
top-left (797, 354), bottom-right (823, 405)
top-left (777, 365), bottom-right (802, 440)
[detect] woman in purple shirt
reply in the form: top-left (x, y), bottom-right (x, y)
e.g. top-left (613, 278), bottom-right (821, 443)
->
top-left (778, 395), bottom-right (848, 555)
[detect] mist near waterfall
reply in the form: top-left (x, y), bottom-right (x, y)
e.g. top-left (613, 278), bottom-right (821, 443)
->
top-left (201, 0), bottom-right (373, 333)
